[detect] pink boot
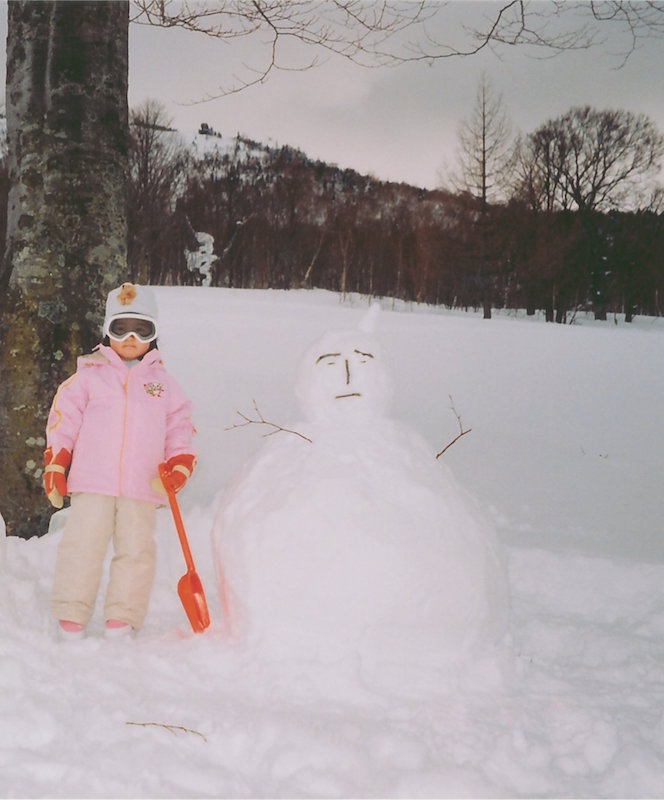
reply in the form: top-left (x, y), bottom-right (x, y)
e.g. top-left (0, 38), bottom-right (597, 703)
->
top-left (58, 619), bottom-right (85, 641)
top-left (105, 618), bottom-right (133, 639)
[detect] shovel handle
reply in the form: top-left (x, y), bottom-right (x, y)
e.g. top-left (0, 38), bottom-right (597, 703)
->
top-left (159, 464), bottom-right (196, 573)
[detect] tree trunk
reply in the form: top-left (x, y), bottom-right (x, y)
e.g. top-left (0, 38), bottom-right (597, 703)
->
top-left (0, 1), bottom-right (129, 538)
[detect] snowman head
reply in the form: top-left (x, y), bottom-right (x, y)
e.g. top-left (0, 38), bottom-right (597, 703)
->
top-left (295, 326), bottom-right (392, 423)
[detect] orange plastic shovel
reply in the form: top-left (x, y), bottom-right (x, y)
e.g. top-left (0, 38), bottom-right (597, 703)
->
top-left (160, 464), bottom-right (210, 633)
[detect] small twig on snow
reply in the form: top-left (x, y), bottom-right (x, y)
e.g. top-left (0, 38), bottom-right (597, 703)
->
top-left (436, 395), bottom-right (472, 459)
top-left (125, 721), bottom-right (208, 743)
top-left (225, 399), bottom-right (312, 443)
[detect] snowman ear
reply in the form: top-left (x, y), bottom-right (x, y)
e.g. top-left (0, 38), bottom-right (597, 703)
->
top-left (358, 302), bottom-right (381, 334)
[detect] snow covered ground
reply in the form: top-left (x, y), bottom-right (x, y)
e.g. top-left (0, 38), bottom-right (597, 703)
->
top-left (2, 286), bottom-right (664, 798)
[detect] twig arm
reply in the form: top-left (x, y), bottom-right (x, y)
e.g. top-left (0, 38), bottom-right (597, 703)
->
top-left (436, 394), bottom-right (472, 459)
top-left (225, 400), bottom-right (313, 443)
top-left (126, 721), bottom-right (207, 743)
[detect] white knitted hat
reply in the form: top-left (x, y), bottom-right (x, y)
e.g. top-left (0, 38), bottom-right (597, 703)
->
top-left (103, 283), bottom-right (159, 338)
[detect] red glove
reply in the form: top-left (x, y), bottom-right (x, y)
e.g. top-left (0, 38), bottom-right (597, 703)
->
top-left (152, 454), bottom-right (196, 495)
top-left (44, 447), bottom-right (71, 509)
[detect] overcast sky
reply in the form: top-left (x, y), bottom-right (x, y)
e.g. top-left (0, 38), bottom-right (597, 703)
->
top-left (2, 2), bottom-right (663, 190)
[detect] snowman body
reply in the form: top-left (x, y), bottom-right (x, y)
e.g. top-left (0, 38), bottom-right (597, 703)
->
top-left (212, 326), bottom-right (509, 667)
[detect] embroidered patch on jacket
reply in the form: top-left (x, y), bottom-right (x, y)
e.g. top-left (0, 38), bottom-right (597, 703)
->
top-left (144, 381), bottom-right (165, 398)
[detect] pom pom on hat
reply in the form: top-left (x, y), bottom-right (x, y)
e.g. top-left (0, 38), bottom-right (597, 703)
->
top-left (117, 284), bottom-right (137, 306)
top-left (103, 282), bottom-right (159, 337)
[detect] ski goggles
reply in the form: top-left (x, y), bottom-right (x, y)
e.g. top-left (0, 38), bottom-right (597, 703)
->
top-left (107, 315), bottom-right (158, 343)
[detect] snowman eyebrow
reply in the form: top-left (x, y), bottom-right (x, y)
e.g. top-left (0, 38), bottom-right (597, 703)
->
top-left (316, 353), bottom-right (341, 363)
top-left (354, 349), bottom-right (374, 358)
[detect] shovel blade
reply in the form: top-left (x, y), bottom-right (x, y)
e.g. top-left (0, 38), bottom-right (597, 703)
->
top-left (177, 571), bottom-right (210, 633)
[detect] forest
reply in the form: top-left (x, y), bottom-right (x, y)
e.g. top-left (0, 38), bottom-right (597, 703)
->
top-left (1, 98), bottom-right (662, 325)
top-left (125, 97), bottom-right (664, 324)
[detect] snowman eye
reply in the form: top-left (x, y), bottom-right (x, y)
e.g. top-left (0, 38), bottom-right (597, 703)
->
top-left (316, 352), bottom-right (341, 365)
top-left (353, 349), bottom-right (374, 364)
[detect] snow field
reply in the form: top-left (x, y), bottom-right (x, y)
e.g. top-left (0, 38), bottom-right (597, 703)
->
top-left (1, 287), bottom-right (664, 797)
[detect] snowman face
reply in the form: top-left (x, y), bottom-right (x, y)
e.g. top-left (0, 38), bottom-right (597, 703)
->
top-left (315, 347), bottom-right (375, 401)
top-left (295, 330), bottom-right (392, 422)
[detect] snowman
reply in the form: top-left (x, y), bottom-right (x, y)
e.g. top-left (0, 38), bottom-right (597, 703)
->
top-left (212, 310), bottom-right (509, 673)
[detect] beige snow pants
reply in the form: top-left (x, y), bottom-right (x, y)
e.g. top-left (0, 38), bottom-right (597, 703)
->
top-left (51, 493), bottom-right (157, 630)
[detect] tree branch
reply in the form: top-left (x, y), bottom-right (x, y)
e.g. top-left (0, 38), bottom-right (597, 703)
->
top-left (130, 0), bottom-right (664, 100)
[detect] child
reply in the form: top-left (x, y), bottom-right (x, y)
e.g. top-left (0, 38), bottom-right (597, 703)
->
top-left (43, 282), bottom-right (197, 640)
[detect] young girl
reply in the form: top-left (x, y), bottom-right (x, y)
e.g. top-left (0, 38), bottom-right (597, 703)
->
top-left (43, 283), bottom-right (197, 640)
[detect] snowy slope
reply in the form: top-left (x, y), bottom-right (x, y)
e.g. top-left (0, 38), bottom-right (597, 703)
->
top-left (1, 287), bottom-right (664, 798)
top-left (186, 128), bottom-right (273, 167)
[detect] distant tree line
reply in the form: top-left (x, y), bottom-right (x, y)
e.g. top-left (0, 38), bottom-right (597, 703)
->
top-left (0, 100), bottom-right (661, 324)
top-left (120, 98), bottom-right (663, 323)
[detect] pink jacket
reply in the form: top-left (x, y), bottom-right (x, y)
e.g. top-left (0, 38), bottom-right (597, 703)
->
top-left (46, 345), bottom-right (196, 505)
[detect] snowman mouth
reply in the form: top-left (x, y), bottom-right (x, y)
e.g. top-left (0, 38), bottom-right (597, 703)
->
top-left (335, 392), bottom-right (362, 399)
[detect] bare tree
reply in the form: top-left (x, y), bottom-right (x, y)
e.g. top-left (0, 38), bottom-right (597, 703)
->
top-left (452, 72), bottom-right (514, 206)
top-left (129, 100), bottom-right (189, 283)
top-left (451, 72), bottom-right (514, 319)
top-left (515, 106), bottom-right (664, 217)
top-left (517, 105), bottom-right (664, 320)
